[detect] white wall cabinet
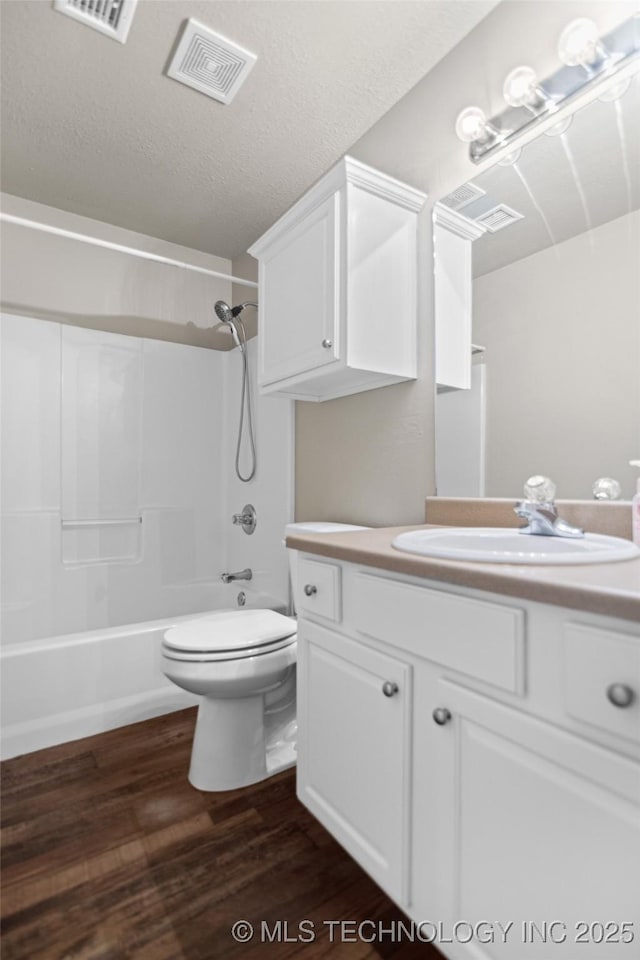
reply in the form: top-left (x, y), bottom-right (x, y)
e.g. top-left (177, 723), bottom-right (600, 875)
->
top-left (294, 556), bottom-right (640, 959)
top-left (434, 203), bottom-right (484, 390)
top-left (248, 157), bottom-right (426, 401)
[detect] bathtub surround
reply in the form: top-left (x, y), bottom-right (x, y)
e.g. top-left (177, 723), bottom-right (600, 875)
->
top-left (2, 314), bottom-right (225, 643)
top-left (0, 314), bottom-right (293, 758)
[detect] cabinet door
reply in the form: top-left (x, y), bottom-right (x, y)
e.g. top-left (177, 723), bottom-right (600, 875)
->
top-left (429, 679), bottom-right (640, 959)
top-left (297, 620), bottom-right (412, 905)
top-left (258, 194), bottom-right (340, 387)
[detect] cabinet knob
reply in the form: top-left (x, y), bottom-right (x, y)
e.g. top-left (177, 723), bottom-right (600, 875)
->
top-left (321, 339), bottom-right (333, 349)
top-left (606, 683), bottom-right (635, 709)
top-left (433, 707), bottom-right (452, 726)
top-left (303, 584), bottom-right (317, 597)
top-left (382, 681), bottom-right (399, 698)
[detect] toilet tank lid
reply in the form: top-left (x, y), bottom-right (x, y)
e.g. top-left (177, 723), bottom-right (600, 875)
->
top-left (285, 522), bottom-right (370, 535)
top-left (164, 609), bottom-right (296, 653)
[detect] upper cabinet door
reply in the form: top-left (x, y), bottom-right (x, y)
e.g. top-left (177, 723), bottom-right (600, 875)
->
top-left (258, 193), bottom-right (340, 387)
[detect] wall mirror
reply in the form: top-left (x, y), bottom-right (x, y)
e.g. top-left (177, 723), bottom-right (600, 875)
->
top-left (435, 71), bottom-right (640, 501)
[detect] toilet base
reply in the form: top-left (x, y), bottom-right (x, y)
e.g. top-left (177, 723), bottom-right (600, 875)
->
top-left (188, 680), bottom-right (297, 792)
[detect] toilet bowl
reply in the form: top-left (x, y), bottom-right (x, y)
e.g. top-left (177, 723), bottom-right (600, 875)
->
top-left (162, 521), bottom-right (369, 792)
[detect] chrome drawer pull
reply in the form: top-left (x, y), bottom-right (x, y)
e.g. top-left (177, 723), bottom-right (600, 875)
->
top-left (303, 584), bottom-right (317, 597)
top-left (382, 681), bottom-right (399, 698)
top-left (433, 707), bottom-right (452, 726)
top-left (606, 683), bottom-right (635, 709)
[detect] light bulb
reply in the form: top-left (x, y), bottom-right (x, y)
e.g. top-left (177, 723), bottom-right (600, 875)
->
top-left (455, 106), bottom-right (502, 146)
top-left (455, 106), bottom-right (489, 143)
top-left (558, 18), bottom-right (601, 67)
top-left (503, 66), bottom-right (545, 108)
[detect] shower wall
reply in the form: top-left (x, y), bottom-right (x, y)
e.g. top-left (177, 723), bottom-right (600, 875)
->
top-left (1, 313), bottom-right (226, 644)
top-left (224, 341), bottom-right (294, 608)
top-left (1, 313), bottom-right (294, 647)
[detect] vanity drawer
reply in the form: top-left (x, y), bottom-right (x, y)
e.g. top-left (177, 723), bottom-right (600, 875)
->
top-left (563, 622), bottom-right (640, 744)
top-left (298, 558), bottom-right (341, 622)
top-left (351, 573), bottom-right (525, 694)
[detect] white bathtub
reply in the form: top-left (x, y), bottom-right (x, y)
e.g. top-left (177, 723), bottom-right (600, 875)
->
top-left (0, 585), bottom-right (287, 760)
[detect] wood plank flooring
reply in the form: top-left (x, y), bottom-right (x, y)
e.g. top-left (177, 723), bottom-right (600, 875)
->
top-left (1, 709), bottom-right (442, 960)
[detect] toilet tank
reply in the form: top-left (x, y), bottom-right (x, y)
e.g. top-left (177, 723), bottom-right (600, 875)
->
top-left (284, 522), bottom-right (370, 612)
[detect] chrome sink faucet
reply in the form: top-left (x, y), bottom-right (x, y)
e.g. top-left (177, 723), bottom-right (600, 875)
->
top-left (514, 475), bottom-right (584, 539)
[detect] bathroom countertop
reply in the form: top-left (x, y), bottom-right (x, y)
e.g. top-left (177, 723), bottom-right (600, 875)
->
top-left (286, 525), bottom-right (640, 624)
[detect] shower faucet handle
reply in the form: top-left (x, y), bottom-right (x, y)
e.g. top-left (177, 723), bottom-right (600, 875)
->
top-left (232, 504), bottom-right (257, 535)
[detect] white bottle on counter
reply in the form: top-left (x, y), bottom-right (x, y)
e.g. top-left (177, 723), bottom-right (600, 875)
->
top-left (630, 460), bottom-right (640, 546)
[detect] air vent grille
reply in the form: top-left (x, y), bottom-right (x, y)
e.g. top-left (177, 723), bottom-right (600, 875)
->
top-left (475, 203), bottom-right (524, 233)
top-left (441, 182), bottom-right (486, 211)
top-left (167, 19), bottom-right (257, 105)
top-left (53, 0), bottom-right (138, 43)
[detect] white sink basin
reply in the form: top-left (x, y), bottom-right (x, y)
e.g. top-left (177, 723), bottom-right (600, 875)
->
top-left (392, 527), bottom-right (640, 565)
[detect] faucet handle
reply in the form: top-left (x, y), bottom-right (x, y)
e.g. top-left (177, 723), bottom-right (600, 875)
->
top-left (231, 504), bottom-right (256, 535)
top-left (523, 475), bottom-right (556, 502)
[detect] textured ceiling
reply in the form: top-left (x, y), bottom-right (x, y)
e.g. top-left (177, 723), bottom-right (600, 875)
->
top-left (0, 0), bottom-right (497, 259)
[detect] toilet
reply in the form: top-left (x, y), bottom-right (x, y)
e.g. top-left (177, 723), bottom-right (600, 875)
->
top-left (161, 521), bottom-right (368, 792)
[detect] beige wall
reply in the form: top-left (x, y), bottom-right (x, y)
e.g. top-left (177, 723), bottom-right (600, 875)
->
top-left (1, 193), bottom-right (254, 350)
top-left (293, 0), bottom-right (636, 526)
top-left (474, 209), bottom-right (640, 501)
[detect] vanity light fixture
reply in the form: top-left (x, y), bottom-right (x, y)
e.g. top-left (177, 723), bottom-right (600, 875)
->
top-left (456, 13), bottom-right (639, 163)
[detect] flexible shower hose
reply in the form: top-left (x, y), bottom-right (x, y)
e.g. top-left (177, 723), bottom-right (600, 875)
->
top-left (233, 316), bottom-right (257, 482)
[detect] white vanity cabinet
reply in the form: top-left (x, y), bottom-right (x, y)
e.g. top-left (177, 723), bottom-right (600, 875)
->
top-left (294, 555), bottom-right (640, 959)
top-left (297, 620), bottom-right (412, 903)
top-left (427, 680), bottom-right (640, 959)
top-left (248, 157), bottom-right (426, 401)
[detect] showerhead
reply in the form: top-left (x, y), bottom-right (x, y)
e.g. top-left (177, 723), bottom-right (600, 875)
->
top-left (213, 300), bottom-right (242, 348)
top-left (214, 300), bottom-right (258, 322)
top-left (214, 300), bottom-right (235, 323)
top-left (213, 300), bottom-right (258, 350)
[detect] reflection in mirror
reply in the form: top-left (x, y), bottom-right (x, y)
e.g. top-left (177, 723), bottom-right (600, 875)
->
top-left (436, 73), bottom-right (640, 501)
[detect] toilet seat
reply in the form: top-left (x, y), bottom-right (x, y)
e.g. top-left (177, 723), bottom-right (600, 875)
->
top-left (163, 609), bottom-right (296, 663)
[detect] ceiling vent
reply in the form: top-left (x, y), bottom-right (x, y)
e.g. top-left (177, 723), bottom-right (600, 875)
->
top-left (474, 203), bottom-right (524, 233)
top-left (441, 182), bottom-right (486, 211)
top-left (53, 0), bottom-right (138, 43)
top-left (167, 19), bottom-right (257, 105)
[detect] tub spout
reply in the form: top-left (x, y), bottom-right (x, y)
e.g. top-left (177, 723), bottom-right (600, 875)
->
top-left (221, 568), bottom-right (253, 584)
